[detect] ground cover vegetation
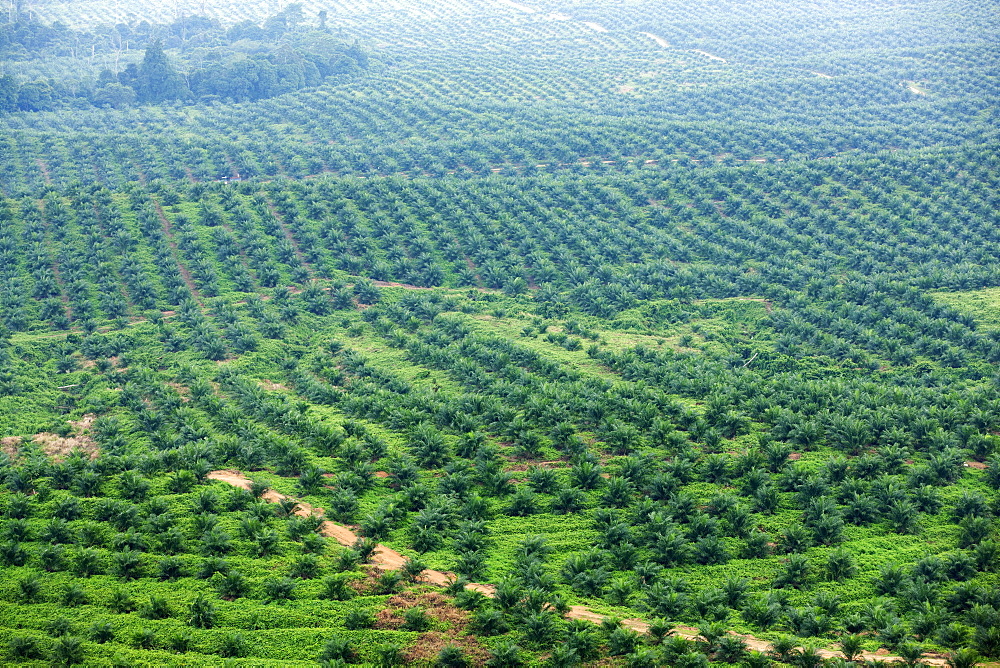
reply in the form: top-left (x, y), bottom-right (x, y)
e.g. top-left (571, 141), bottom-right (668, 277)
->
top-left (0, 0), bottom-right (998, 665)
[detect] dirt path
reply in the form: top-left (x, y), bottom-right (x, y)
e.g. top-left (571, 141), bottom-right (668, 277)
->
top-left (207, 470), bottom-right (948, 665)
top-left (812, 71), bottom-right (833, 78)
top-left (36, 158), bottom-right (52, 186)
top-left (641, 32), bottom-right (670, 48)
top-left (263, 200), bottom-right (312, 277)
top-left (582, 21), bottom-right (608, 32)
top-left (153, 200), bottom-right (202, 306)
top-left (691, 49), bottom-right (727, 63)
top-left (207, 470), bottom-right (476, 586)
top-left (566, 605), bottom-right (647, 633)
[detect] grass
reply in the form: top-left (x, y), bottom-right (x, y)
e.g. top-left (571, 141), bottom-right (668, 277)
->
top-left (933, 287), bottom-right (1000, 327)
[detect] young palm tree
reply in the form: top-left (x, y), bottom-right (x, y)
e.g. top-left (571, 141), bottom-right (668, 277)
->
top-left (187, 593), bottom-right (216, 629)
top-left (838, 633), bottom-right (865, 662)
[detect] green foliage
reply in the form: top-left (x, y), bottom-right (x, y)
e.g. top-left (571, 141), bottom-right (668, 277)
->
top-left (0, 3), bottom-right (997, 667)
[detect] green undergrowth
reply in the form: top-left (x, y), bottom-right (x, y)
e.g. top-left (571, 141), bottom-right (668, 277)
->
top-left (0, 284), bottom-right (997, 665)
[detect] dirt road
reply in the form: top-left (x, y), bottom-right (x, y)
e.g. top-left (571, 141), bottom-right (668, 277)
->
top-left (207, 470), bottom-right (950, 665)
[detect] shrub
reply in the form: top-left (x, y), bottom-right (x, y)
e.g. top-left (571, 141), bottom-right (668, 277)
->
top-left (8, 635), bottom-right (41, 659)
top-left (608, 627), bottom-right (640, 656)
top-left (826, 548), bottom-right (857, 581)
top-left (214, 571), bottom-right (248, 600)
top-left (61, 583), bottom-right (88, 607)
top-left (219, 633), bottom-right (246, 658)
top-left (838, 633), bottom-right (864, 661)
top-left (713, 635), bottom-right (747, 663)
top-left (377, 570), bottom-right (402, 594)
top-left (775, 554), bottom-right (811, 589)
top-left (946, 649), bottom-right (979, 668)
top-left (88, 622), bottom-right (113, 644)
top-left (168, 629), bottom-right (193, 653)
top-left (48, 616), bottom-right (73, 637)
top-left (487, 642), bottom-right (523, 668)
top-left (157, 556), bottom-right (185, 580)
top-left (522, 611), bottom-right (559, 645)
top-left (402, 606), bottom-right (431, 632)
top-left (318, 636), bottom-right (356, 663)
top-left (437, 644), bottom-right (468, 668)
top-left (352, 537), bottom-right (377, 562)
top-left (290, 553), bottom-right (321, 579)
top-left (38, 544), bottom-right (65, 572)
top-left (111, 550), bottom-right (142, 580)
top-left (188, 593), bottom-right (216, 629)
top-left (140, 595), bottom-right (171, 620)
top-left (343, 607), bottom-right (374, 630)
top-left (132, 627), bottom-right (157, 649)
top-left (740, 651), bottom-right (772, 668)
top-left (107, 588), bottom-right (136, 613)
top-left (320, 574), bottom-right (354, 601)
top-left (551, 487), bottom-right (586, 514)
top-left (472, 609), bottom-right (508, 636)
top-left (17, 574), bottom-right (41, 602)
top-left (402, 556), bottom-right (427, 581)
top-left (375, 643), bottom-right (405, 667)
top-left (50, 635), bottom-right (85, 666)
top-left (263, 577), bottom-right (297, 602)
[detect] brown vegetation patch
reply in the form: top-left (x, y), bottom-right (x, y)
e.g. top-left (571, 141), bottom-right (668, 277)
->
top-left (377, 591), bottom-right (468, 630)
top-left (348, 568), bottom-right (387, 596)
top-left (165, 382), bottom-right (190, 400)
top-left (32, 414), bottom-right (99, 461)
top-left (372, 280), bottom-right (431, 290)
top-left (259, 380), bottom-right (289, 392)
top-left (1, 435), bottom-right (22, 459)
top-left (964, 460), bottom-right (987, 470)
top-left (404, 630), bottom-right (488, 666)
top-left (788, 452), bottom-right (802, 460)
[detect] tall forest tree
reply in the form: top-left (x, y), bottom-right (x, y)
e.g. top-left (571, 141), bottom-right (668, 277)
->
top-left (130, 39), bottom-right (188, 103)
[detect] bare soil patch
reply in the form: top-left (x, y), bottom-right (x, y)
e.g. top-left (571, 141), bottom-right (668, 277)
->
top-left (691, 49), bottom-right (726, 63)
top-left (641, 32), bottom-right (670, 48)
